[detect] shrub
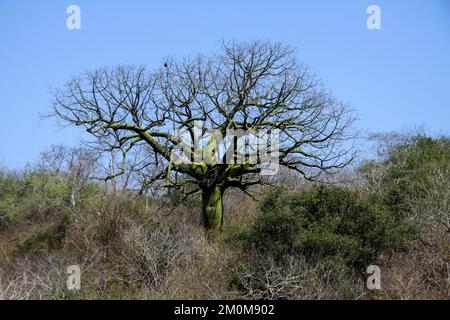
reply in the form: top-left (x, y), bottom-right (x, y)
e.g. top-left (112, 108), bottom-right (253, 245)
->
top-left (360, 135), bottom-right (450, 213)
top-left (230, 185), bottom-right (414, 267)
top-left (0, 169), bottom-right (100, 225)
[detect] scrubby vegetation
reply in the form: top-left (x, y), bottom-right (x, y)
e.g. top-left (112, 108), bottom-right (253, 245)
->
top-left (0, 133), bottom-right (449, 299)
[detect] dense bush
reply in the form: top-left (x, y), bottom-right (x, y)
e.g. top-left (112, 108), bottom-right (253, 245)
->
top-left (228, 185), bottom-right (414, 268)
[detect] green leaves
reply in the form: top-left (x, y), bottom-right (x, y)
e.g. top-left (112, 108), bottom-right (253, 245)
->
top-left (235, 185), bottom-right (414, 267)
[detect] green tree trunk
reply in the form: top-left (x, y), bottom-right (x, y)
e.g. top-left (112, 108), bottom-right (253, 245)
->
top-left (202, 185), bottom-right (224, 231)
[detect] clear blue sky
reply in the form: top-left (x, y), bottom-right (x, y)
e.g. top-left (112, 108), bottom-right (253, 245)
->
top-left (0, 0), bottom-right (449, 169)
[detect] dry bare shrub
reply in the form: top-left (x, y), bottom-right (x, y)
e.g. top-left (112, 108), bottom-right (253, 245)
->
top-left (229, 252), bottom-right (364, 300)
top-left (122, 222), bottom-right (188, 290)
top-left (407, 162), bottom-right (450, 243)
top-left (53, 202), bottom-right (234, 299)
top-left (380, 161), bottom-right (450, 299)
top-left (0, 253), bottom-right (72, 300)
top-left (223, 188), bottom-right (260, 226)
top-left (123, 218), bottom-right (235, 299)
top-left (380, 243), bottom-right (450, 300)
top-left (230, 254), bottom-right (307, 299)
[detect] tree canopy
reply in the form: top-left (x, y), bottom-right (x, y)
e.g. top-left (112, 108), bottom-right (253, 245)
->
top-left (51, 40), bottom-right (355, 231)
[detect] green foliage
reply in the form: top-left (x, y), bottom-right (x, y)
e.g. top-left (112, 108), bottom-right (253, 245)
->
top-left (229, 185), bottom-right (414, 267)
top-left (360, 135), bottom-right (450, 214)
top-left (18, 216), bottom-right (69, 252)
top-left (385, 135), bottom-right (450, 179)
top-left (0, 169), bottom-right (100, 225)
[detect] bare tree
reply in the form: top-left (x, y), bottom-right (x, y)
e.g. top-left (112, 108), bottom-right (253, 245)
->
top-left (39, 145), bottom-right (99, 207)
top-left (51, 40), bottom-right (355, 231)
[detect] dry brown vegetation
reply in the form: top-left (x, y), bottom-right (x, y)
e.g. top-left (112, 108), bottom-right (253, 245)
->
top-left (0, 133), bottom-right (449, 300)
